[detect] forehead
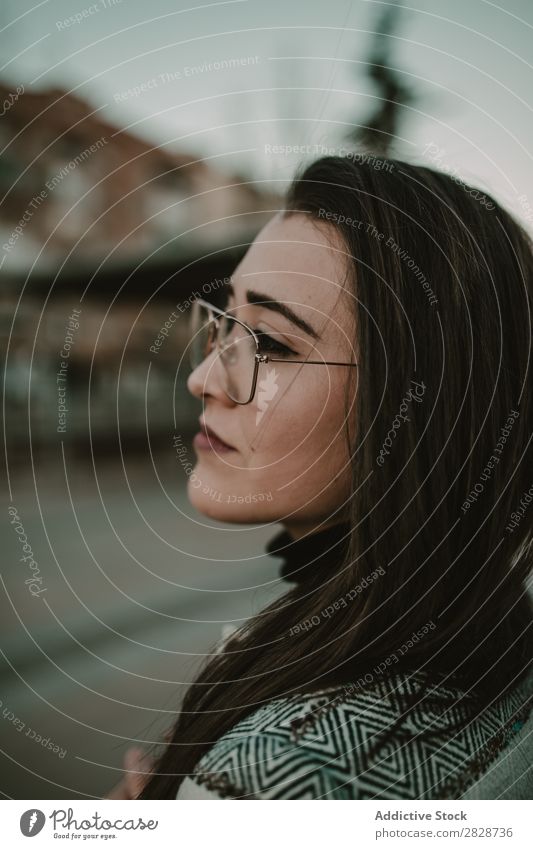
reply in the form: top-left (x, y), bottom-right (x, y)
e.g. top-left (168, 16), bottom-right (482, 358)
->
top-left (231, 212), bottom-right (352, 321)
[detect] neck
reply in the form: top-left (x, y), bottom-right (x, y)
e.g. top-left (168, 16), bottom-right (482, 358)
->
top-left (282, 516), bottom-right (349, 542)
top-left (267, 516), bottom-right (352, 584)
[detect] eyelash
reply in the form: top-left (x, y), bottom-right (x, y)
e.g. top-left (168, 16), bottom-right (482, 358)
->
top-left (251, 328), bottom-right (295, 356)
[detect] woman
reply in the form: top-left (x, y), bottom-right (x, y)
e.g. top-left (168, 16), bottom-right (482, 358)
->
top-left (109, 154), bottom-right (533, 800)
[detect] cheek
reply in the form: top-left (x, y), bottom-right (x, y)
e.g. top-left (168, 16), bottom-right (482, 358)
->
top-left (187, 379), bottom-right (353, 521)
top-left (245, 376), bottom-right (350, 468)
top-left (257, 385), bottom-right (352, 515)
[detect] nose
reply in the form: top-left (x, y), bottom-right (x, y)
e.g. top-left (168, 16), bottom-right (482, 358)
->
top-left (186, 348), bottom-right (233, 405)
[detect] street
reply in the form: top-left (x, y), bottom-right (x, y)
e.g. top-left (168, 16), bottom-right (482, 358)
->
top-left (1, 445), bottom-right (285, 799)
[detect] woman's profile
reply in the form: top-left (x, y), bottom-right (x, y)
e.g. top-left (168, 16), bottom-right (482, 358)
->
top-left (107, 154), bottom-right (533, 800)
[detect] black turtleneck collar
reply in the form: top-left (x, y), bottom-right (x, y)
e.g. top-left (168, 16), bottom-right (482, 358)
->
top-left (266, 521), bottom-right (351, 584)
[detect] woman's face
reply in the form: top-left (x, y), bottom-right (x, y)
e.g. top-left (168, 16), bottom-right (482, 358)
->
top-left (186, 212), bottom-right (358, 537)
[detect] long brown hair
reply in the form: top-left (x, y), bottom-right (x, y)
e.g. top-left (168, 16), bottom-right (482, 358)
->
top-left (139, 154), bottom-right (533, 798)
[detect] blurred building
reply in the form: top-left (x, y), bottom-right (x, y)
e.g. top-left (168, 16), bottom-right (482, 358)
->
top-left (0, 82), bottom-right (277, 270)
top-left (0, 83), bottom-right (278, 456)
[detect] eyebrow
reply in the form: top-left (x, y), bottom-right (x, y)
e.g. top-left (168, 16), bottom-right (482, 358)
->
top-left (225, 282), bottom-right (320, 341)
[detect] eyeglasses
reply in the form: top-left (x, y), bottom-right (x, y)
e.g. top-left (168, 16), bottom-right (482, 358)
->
top-left (189, 297), bottom-right (359, 405)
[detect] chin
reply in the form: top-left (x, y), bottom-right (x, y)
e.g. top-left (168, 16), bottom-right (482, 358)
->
top-left (186, 479), bottom-right (276, 523)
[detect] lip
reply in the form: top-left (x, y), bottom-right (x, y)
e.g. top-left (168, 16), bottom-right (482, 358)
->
top-left (193, 419), bottom-right (236, 453)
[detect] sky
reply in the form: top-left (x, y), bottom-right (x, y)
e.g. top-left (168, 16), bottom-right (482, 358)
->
top-left (1, 0), bottom-right (532, 232)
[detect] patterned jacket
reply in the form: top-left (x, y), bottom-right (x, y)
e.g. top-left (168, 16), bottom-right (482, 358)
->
top-left (174, 524), bottom-right (532, 800)
top-left (175, 633), bottom-right (532, 800)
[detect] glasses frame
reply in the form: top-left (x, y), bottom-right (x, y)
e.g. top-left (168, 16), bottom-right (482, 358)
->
top-left (190, 297), bottom-right (359, 405)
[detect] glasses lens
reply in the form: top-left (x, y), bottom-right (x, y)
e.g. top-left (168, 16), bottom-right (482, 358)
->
top-left (189, 300), bottom-right (215, 369)
top-left (218, 313), bottom-right (257, 403)
top-left (189, 302), bottom-right (256, 403)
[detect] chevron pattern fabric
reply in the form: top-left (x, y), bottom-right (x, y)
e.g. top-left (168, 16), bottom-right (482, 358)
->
top-left (176, 667), bottom-right (533, 800)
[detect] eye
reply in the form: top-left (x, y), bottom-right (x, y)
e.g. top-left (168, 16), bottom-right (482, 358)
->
top-left (252, 328), bottom-right (295, 356)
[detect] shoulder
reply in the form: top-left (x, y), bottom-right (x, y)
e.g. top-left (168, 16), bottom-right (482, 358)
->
top-left (177, 685), bottom-right (348, 799)
top-left (177, 667), bottom-right (533, 800)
